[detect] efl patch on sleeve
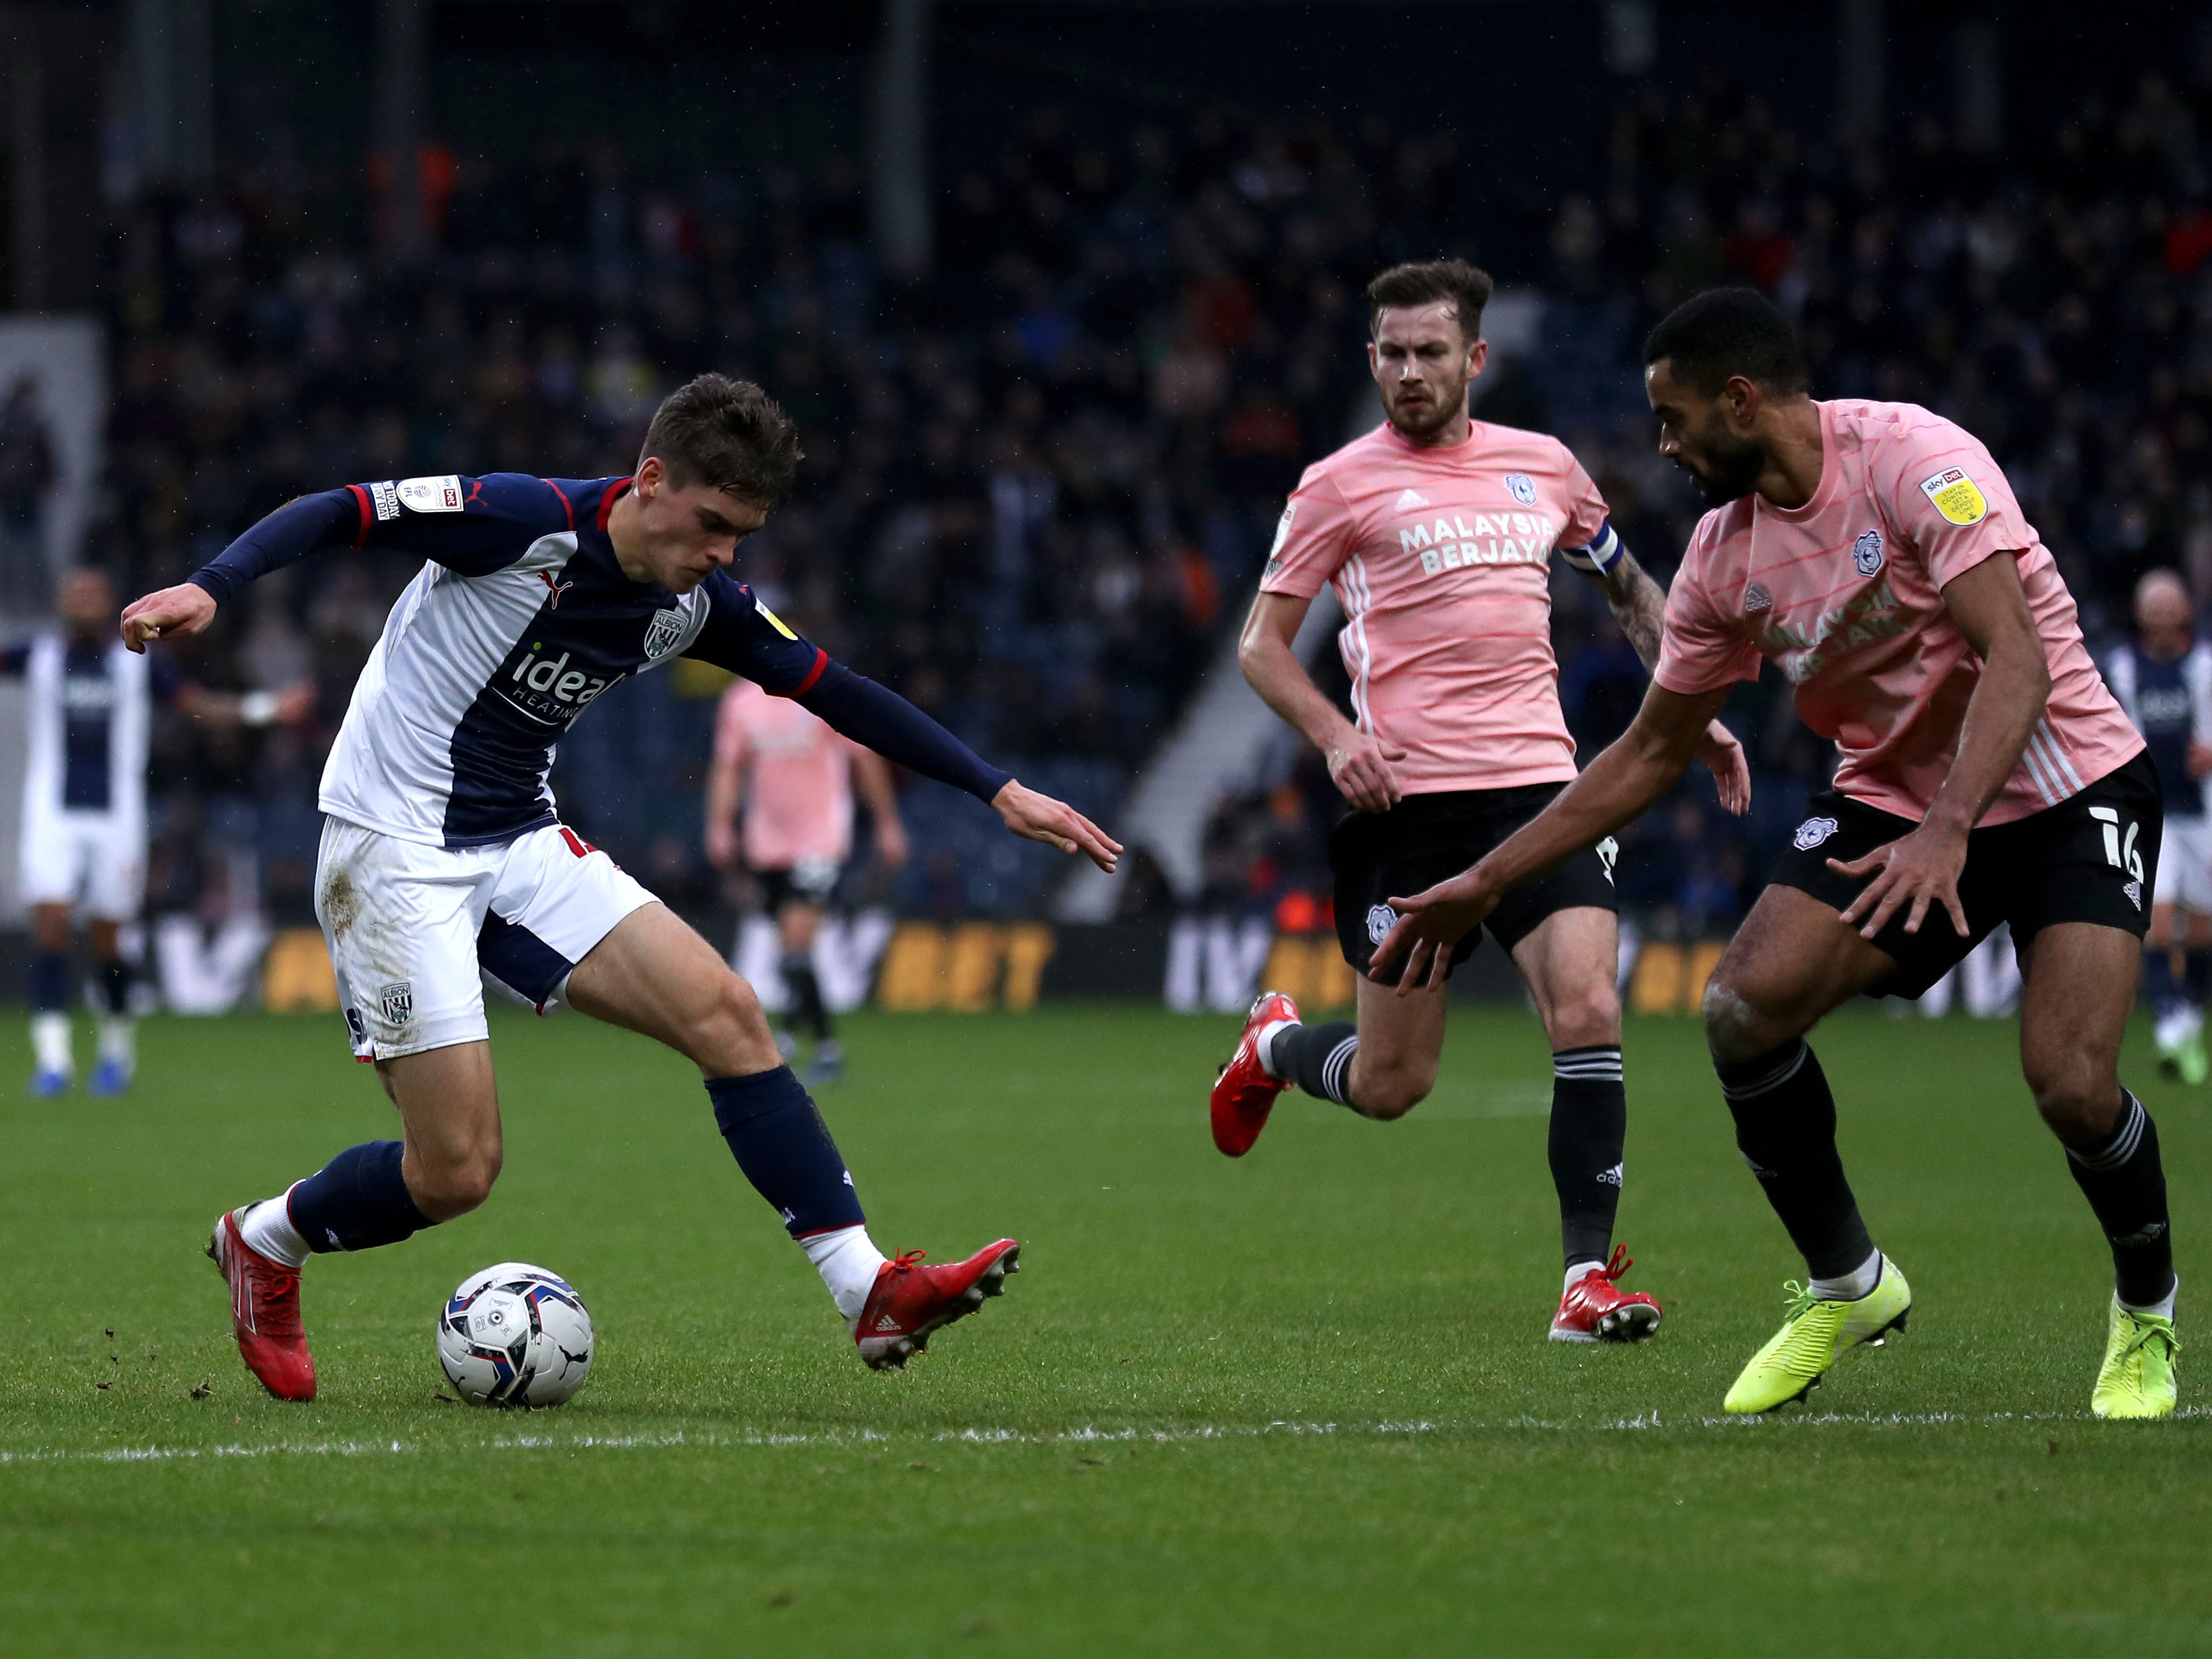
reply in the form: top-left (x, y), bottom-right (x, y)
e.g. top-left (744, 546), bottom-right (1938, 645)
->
top-left (1918, 467), bottom-right (1988, 526)
top-left (1269, 502), bottom-right (1296, 557)
top-left (755, 598), bottom-right (798, 639)
top-left (398, 475), bottom-right (465, 513)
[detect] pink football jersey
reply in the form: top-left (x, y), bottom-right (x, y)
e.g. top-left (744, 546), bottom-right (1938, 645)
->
top-left (1654, 398), bottom-right (2142, 824)
top-left (1259, 419), bottom-right (1614, 794)
top-left (712, 679), bottom-right (860, 869)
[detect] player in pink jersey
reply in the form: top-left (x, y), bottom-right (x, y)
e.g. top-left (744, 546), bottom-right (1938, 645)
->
top-left (706, 673), bottom-right (909, 1085)
top-left (1372, 290), bottom-right (2179, 1418)
top-left (1208, 259), bottom-right (1750, 1344)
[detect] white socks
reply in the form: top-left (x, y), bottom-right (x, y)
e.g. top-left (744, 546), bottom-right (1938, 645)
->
top-left (99, 1016), bottom-right (135, 1069)
top-left (237, 1189), bottom-right (311, 1269)
top-left (1564, 1260), bottom-right (1606, 1295)
top-left (803, 1224), bottom-right (888, 1322)
top-left (2121, 1275), bottom-right (2180, 1323)
top-left (31, 1013), bottom-right (71, 1077)
top-left (1255, 1020), bottom-right (1296, 1079)
top-left (1810, 1248), bottom-right (1883, 1303)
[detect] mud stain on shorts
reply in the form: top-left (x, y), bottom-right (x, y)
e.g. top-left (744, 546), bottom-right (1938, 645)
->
top-left (321, 866), bottom-right (362, 942)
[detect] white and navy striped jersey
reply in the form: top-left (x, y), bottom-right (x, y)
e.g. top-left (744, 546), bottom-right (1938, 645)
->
top-left (189, 472), bottom-right (1009, 849)
top-left (9, 634), bottom-right (159, 830)
top-left (2105, 639), bottom-right (2212, 818)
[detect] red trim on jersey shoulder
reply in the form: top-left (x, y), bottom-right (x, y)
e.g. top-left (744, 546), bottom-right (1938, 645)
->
top-left (345, 484), bottom-right (372, 549)
top-left (788, 647), bottom-right (829, 698)
top-left (596, 477), bottom-right (634, 531)
top-left (541, 477), bottom-right (573, 529)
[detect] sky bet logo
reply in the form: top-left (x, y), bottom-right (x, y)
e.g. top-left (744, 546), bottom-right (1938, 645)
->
top-left (499, 642), bottom-right (618, 724)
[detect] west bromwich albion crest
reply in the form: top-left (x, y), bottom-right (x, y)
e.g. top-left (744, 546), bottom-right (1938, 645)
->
top-left (1852, 529), bottom-right (1885, 578)
top-left (643, 606), bottom-right (687, 659)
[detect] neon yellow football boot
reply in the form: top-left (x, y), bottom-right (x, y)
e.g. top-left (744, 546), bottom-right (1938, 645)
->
top-left (2091, 1297), bottom-right (2179, 1420)
top-left (1723, 1256), bottom-right (1912, 1414)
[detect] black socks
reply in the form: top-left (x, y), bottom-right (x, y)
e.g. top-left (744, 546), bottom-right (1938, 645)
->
top-left (782, 953), bottom-right (830, 1042)
top-left (1716, 1041), bottom-right (1875, 1280)
top-left (1551, 1046), bottom-right (1626, 1268)
top-left (2066, 1091), bottom-right (2176, 1309)
top-left (1270, 1020), bottom-right (1360, 1105)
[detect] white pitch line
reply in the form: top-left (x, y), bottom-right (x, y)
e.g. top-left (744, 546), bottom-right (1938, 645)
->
top-left (2, 1404), bottom-right (2205, 1468)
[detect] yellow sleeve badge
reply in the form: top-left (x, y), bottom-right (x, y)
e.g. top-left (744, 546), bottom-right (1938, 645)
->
top-left (1918, 466), bottom-right (1988, 527)
top-left (754, 597), bottom-right (798, 639)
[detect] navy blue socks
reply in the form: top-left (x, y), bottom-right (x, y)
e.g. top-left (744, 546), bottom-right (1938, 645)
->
top-left (288, 1141), bottom-right (435, 1254)
top-left (708, 1065), bottom-right (865, 1237)
top-left (29, 949), bottom-right (67, 1012)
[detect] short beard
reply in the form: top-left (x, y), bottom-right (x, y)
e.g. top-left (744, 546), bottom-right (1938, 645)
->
top-left (1387, 383), bottom-right (1466, 442)
top-left (1687, 434), bottom-right (1767, 506)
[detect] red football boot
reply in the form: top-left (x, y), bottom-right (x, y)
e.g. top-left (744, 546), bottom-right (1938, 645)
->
top-left (1549, 1245), bottom-right (1663, 1344)
top-left (207, 1210), bottom-right (318, 1400)
top-left (854, 1239), bottom-right (1021, 1370)
top-left (1210, 990), bottom-right (1300, 1157)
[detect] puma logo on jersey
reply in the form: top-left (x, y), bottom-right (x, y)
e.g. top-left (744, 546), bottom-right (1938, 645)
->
top-left (539, 570), bottom-right (573, 608)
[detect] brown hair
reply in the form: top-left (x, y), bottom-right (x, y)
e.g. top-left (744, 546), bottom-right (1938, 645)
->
top-left (638, 374), bottom-right (803, 506)
top-left (1366, 258), bottom-right (1494, 341)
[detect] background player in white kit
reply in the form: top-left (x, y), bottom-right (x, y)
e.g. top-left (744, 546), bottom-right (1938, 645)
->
top-left (7, 566), bottom-right (305, 1096)
top-left (117, 375), bottom-right (1117, 1399)
top-left (2103, 568), bottom-right (2212, 1083)
top-left (1209, 260), bottom-right (1749, 1343)
top-left (704, 670), bottom-right (909, 1084)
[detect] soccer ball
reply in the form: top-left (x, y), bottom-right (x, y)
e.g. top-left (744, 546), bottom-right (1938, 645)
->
top-left (436, 1262), bottom-right (594, 1408)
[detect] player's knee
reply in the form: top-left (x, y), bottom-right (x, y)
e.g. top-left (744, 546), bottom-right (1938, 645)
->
top-left (2024, 1054), bottom-right (2122, 1144)
top-left (689, 971), bottom-right (771, 1065)
top-left (413, 1146), bottom-right (502, 1217)
top-left (1354, 1064), bottom-right (1434, 1120)
top-left (1700, 972), bottom-right (1766, 1063)
top-left (1547, 985), bottom-right (1621, 1051)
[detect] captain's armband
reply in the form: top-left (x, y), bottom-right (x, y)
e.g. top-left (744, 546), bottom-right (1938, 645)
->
top-left (1561, 519), bottom-right (1625, 578)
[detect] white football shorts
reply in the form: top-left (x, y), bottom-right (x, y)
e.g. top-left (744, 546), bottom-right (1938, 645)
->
top-left (19, 809), bottom-right (145, 921)
top-left (2154, 812), bottom-right (2212, 914)
top-left (315, 816), bottom-right (657, 1062)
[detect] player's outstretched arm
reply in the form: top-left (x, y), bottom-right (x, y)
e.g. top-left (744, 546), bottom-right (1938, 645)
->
top-left (1824, 553), bottom-right (2049, 941)
top-left (1577, 539), bottom-right (1750, 816)
top-left (1238, 589), bottom-right (1404, 813)
top-left (1371, 680), bottom-right (1733, 993)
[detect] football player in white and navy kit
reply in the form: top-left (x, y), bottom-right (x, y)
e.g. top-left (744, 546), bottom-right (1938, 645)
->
top-left (2105, 569), bottom-right (2212, 1081)
top-left (120, 375), bottom-right (1120, 1399)
top-left (7, 566), bottom-right (304, 1097)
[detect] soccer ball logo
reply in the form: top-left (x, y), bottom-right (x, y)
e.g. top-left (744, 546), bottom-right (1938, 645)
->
top-left (437, 1262), bottom-right (595, 1408)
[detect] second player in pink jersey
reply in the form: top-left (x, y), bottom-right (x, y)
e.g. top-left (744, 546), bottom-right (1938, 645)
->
top-left (1209, 258), bottom-right (1749, 1345)
top-left (707, 674), bottom-right (909, 1085)
top-left (1374, 289), bottom-right (2180, 1419)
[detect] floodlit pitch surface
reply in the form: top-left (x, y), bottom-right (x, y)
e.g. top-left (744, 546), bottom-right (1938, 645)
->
top-left (2, 1003), bottom-right (2207, 1656)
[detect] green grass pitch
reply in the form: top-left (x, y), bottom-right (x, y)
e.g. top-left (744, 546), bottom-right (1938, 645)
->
top-left (2, 1001), bottom-right (2208, 1656)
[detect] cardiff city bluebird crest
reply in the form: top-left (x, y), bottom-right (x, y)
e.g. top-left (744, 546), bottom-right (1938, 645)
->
top-left (1505, 473), bottom-right (1537, 506)
top-left (1853, 529), bottom-right (1885, 578)
top-left (1366, 904), bottom-right (1398, 944)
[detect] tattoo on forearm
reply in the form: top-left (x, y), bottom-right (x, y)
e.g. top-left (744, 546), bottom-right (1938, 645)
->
top-left (1604, 558), bottom-right (1669, 674)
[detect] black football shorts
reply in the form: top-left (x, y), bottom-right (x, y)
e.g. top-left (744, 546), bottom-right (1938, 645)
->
top-left (1767, 749), bottom-right (2162, 998)
top-left (1330, 783), bottom-right (1620, 987)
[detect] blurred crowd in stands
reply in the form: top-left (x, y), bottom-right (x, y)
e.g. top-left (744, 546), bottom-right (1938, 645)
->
top-left (19, 56), bottom-right (2212, 938)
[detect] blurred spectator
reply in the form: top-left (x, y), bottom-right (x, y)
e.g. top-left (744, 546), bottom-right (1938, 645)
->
top-left (0, 374), bottom-right (56, 615)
